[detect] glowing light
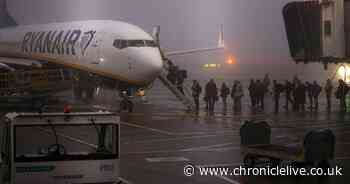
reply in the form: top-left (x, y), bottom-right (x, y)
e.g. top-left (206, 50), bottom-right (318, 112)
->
top-left (209, 64), bottom-right (217, 68)
top-left (137, 89), bottom-right (146, 97)
top-left (203, 64), bottom-right (221, 68)
top-left (227, 55), bottom-right (236, 65)
top-left (337, 65), bottom-right (350, 82)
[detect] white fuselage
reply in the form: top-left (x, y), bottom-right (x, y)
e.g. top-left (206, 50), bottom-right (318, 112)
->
top-left (0, 20), bottom-right (163, 85)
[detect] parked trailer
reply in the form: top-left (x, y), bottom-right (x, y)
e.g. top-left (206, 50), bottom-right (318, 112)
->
top-left (240, 121), bottom-right (335, 169)
top-left (0, 112), bottom-right (120, 184)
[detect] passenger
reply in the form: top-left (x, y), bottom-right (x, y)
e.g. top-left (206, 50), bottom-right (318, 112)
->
top-left (220, 82), bottom-right (230, 107)
top-left (284, 80), bottom-right (294, 111)
top-left (248, 79), bottom-right (256, 108)
top-left (296, 81), bottom-right (306, 112)
top-left (191, 80), bottom-right (202, 112)
top-left (205, 79), bottom-right (218, 114)
top-left (231, 81), bottom-right (244, 113)
top-left (292, 78), bottom-right (299, 111)
top-left (255, 80), bottom-right (265, 110)
top-left (335, 79), bottom-right (349, 112)
top-left (312, 81), bottom-right (322, 111)
top-left (167, 65), bottom-right (178, 85)
top-left (325, 79), bottom-right (333, 111)
top-left (120, 91), bottom-right (133, 112)
top-left (305, 82), bottom-right (314, 110)
top-left (176, 70), bottom-right (185, 94)
top-left (263, 73), bottom-right (271, 95)
top-left (273, 80), bottom-right (284, 113)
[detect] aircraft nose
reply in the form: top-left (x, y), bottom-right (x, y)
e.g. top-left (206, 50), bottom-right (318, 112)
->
top-left (144, 49), bottom-right (163, 73)
top-left (130, 48), bottom-right (163, 81)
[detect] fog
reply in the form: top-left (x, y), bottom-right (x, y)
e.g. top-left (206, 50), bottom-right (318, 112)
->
top-left (6, 0), bottom-right (339, 82)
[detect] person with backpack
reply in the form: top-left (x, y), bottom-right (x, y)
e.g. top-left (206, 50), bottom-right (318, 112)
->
top-left (191, 80), bottom-right (202, 112)
top-left (335, 79), bottom-right (349, 112)
top-left (205, 79), bottom-right (218, 114)
top-left (273, 80), bottom-right (284, 113)
top-left (312, 81), bottom-right (322, 111)
top-left (220, 82), bottom-right (230, 107)
top-left (325, 79), bottom-right (333, 111)
top-left (231, 80), bottom-right (244, 113)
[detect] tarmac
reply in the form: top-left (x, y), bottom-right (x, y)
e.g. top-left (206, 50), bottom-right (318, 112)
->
top-left (117, 81), bottom-right (350, 184)
top-left (6, 80), bottom-right (350, 184)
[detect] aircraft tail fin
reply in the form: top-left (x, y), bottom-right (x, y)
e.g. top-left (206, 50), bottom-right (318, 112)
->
top-left (0, 0), bottom-right (17, 28)
top-left (218, 24), bottom-right (224, 48)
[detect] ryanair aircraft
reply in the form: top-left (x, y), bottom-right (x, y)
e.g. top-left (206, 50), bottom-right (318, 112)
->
top-left (0, 0), bottom-right (223, 91)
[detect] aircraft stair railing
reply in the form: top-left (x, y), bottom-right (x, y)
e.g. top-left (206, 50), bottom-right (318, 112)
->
top-left (158, 69), bottom-right (195, 111)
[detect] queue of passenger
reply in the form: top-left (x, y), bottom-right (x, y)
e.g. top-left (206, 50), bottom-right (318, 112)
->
top-left (191, 77), bottom-right (350, 114)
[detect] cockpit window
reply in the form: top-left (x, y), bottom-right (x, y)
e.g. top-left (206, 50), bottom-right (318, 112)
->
top-left (113, 39), bottom-right (157, 49)
top-left (128, 40), bottom-right (146, 47)
top-left (145, 40), bottom-right (158, 47)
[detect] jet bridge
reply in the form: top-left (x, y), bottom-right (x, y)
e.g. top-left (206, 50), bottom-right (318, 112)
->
top-left (283, 0), bottom-right (350, 69)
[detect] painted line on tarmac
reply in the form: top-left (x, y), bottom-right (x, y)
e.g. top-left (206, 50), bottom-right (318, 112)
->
top-left (197, 163), bottom-right (241, 168)
top-left (121, 122), bottom-right (175, 135)
top-left (123, 146), bottom-right (241, 155)
top-left (121, 122), bottom-right (237, 136)
top-left (183, 143), bottom-right (234, 151)
top-left (119, 177), bottom-right (134, 184)
top-left (146, 157), bottom-right (190, 163)
top-left (123, 134), bottom-right (236, 144)
top-left (195, 165), bottom-right (241, 184)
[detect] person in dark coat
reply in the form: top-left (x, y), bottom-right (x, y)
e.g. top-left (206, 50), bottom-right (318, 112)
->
top-left (296, 81), bottom-right (306, 112)
top-left (325, 79), bottom-right (333, 111)
top-left (176, 70), bottom-right (185, 94)
top-left (284, 80), bottom-right (293, 111)
top-left (248, 79), bottom-right (256, 108)
top-left (231, 81), bottom-right (244, 113)
top-left (305, 82), bottom-right (313, 110)
top-left (312, 81), bottom-right (322, 111)
top-left (335, 79), bottom-right (349, 112)
top-left (220, 82), bottom-right (230, 107)
top-left (273, 80), bottom-right (284, 113)
top-left (255, 80), bottom-right (265, 110)
top-left (191, 80), bottom-right (202, 111)
top-left (205, 79), bottom-right (218, 113)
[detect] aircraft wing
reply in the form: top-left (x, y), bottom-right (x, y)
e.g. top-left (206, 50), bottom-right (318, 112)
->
top-left (153, 25), bottom-right (224, 57)
top-left (165, 46), bottom-right (224, 57)
top-left (0, 57), bottom-right (43, 68)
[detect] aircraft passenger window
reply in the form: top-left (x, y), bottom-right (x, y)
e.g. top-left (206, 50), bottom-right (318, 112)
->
top-left (113, 40), bottom-right (120, 48)
top-left (113, 40), bottom-right (127, 49)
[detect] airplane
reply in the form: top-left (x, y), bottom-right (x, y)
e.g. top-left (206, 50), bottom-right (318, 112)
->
top-left (0, 0), bottom-right (224, 98)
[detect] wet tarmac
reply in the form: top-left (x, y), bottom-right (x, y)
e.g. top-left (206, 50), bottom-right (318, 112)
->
top-left (119, 107), bottom-right (350, 184)
top-left (5, 80), bottom-right (350, 184)
top-left (117, 81), bottom-right (350, 184)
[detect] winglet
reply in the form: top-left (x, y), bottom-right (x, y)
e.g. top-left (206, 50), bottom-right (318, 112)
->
top-left (218, 24), bottom-right (225, 48)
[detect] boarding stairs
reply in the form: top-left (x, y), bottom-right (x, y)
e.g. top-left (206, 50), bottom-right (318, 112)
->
top-left (158, 60), bottom-right (196, 111)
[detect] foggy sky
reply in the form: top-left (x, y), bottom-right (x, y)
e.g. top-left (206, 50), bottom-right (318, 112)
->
top-left (8, 0), bottom-right (292, 63)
